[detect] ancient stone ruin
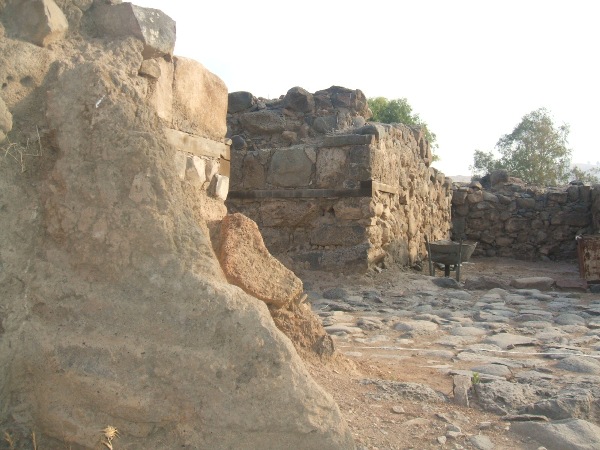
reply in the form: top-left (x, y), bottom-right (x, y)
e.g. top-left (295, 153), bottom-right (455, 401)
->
top-left (226, 87), bottom-right (452, 271)
top-left (452, 170), bottom-right (600, 260)
top-left (0, 1), bottom-right (353, 448)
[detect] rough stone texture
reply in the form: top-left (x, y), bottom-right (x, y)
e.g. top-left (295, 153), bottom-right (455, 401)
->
top-left (228, 91), bottom-right (255, 114)
top-left (227, 86), bottom-right (451, 271)
top-left (593, 185), bottom-right (600, 233)
top-left (0, 94), bottom-right (11, 141)
top-left (6, 0), bottom-right (68, 47)
top-left (511, 419), bottom-right (600, 450)
top-left (218, 213), bottom-right (304, 308)
top-left (172, 56), bottom-right (228, 140)
top-left (510, 277), bottom-right (555, 290)
top-left (0, 6), bottom-right (354, 449)
top-left (452, 179), bottom-right (597, 260)
top-left (91, 1), bottom-right (176, 59)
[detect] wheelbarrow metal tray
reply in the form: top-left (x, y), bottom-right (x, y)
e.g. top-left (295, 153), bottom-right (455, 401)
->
top-left (428, 240), bottom-right (478, 265)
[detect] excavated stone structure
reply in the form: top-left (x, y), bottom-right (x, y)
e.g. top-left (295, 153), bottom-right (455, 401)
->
top-left (0, 1), bottom-right (353, 448)
top-left (452, 173), bottom-right (600, 260)
top-left (227, 87), bottom-right (452, 272)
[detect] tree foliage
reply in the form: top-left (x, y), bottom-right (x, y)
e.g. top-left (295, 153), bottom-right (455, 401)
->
top-left (471, 108), bottom-right (572, 186)
top-left (570, 166), bottom-right (600, 184)
top-left (367, 97), bottom-right (438, 151)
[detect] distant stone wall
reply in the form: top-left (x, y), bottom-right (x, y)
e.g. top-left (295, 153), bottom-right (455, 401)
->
top-left (452, 175), bottom-right (597, 260)
top-left (226, 86), bottom-right (452, 271)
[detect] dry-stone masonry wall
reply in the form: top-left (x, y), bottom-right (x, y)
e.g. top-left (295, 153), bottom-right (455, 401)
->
top-left (452, 172), bottom-right (600, 260)
top-left (226, 86), bottom-right (452, 272)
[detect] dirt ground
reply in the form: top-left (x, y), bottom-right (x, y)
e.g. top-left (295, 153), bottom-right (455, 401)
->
top-left (302, 257), bottom-right (588, 450)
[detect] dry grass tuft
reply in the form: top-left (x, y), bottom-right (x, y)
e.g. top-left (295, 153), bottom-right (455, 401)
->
top-left (3, 431), bottom-right (16, 450)
top-left (100, 426), bottom-right (119, 450)
top-left (1, 127), bottom-right (43, 173)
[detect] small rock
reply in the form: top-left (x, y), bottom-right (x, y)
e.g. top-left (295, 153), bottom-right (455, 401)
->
top-left (138, 59), bottom-right (161, 79)
top-left (394, 320), bottom-right (439, 335)
top-left (452, 374), bottom-right (471, 407)
top-left (391, 405), bottom-right (405, 414)
top-left (510, 277), bottom-right (555, 291)
top-left (323, 287), bottom-right (348, 300)
top-left (402, 417), bottom-right (431, 427)
top-left (483, 333), bottom-right (537, 349)
top-left (470, 363), bottom-right (512, 379)
top-left (469, 435), bottom-right (494, 450)
top-left (437, 436), bottom-right (447, 445)
top-left (554, 313), bottom-right (586, 326)
top-left (432, 277), bottom-right (461, 289)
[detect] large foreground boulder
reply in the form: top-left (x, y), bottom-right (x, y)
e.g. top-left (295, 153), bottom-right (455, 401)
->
top-left (0, 2), bottom-right (354, 449)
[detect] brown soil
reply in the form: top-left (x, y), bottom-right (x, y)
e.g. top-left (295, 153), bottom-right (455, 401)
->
top-left (302, 257), bottom-right (587, 450)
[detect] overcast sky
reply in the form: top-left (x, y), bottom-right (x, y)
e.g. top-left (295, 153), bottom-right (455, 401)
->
top-left (133, 0), bottom-right (599, 176)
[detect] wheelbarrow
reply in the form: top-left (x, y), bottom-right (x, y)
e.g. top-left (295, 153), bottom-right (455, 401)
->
top-left (424, 237), bottom-right (478, 282)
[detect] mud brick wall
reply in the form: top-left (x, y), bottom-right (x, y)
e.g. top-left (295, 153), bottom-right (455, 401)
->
top-left (226, 86), bottom-right (452, 271)
top-left (452, 179), bottom-right (598, 260)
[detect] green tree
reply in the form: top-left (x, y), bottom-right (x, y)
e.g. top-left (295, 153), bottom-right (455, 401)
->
top-left (470, 108), bottom-right (572, 186)
top-left (570, 166), bottom-right (600, 184)
top-left (368, 97), bottom-right (438, 152)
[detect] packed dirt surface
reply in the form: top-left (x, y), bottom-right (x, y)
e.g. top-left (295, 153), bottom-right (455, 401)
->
top-left (300, 257), bottom-right (600, 449)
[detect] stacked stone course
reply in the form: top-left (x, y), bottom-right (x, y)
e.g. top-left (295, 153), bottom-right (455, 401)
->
top-left (452, 175), bottom-right (599, 260)
top-left (226, 86), bottom-right (452, 271)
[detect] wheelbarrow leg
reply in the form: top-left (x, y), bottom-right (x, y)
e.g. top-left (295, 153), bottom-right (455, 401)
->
top-left (425, 235), bottom-right (434, 276)
top-left (444, 265), bottom-right (450, 277)
top-left (456, 240), bottom-right (463, 282)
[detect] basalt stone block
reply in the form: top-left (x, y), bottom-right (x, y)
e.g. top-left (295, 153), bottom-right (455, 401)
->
top-left (490, 169), bottom-right (509, 186)
top-left (91, 2), bottom-right (176, 59)
top-left (310, 224), bottom-right (365, 247)
top-left (516, 197), bottom-right (535, 209)
top-left (323, 134), bottom-right (374, 147)
top-left (564, 212), bottom-right (591, 227)
top-left (267, 147), bottom-right (313, 187)
top-left (313, 115), bottom-right (337, 134)
top-left (283, 86), bottom-right (314, 113)
top-left (9, 0), bottom-right (68, 47)
top-left (452, 190), bottom-right (468, 205)
top-left (239, 110), bottom-right (285, 134)
top-left (228, 91), bottom-right (255, 114)
top-left (547, 191), bottom-right (568, 204)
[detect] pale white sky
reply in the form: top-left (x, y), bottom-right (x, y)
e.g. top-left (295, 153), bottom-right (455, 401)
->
top-left (134, 0), bottom-right (599, 176)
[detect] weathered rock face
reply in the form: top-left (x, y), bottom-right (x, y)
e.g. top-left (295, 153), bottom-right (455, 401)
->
top-left (218, 212), bottom-right (303, 308)
top-left (0, 95), bottom-right (11, 141)
top-left (452, 179), bottom-right (597, 260)
top-left (0, 2), bottom-right (354, 449)
top-left (5, 0), bottom-right (69, 47)
top-left (226, 87), bottom-right (451, 271)
top-left (90, 1), bottom-right (176, 59)
top-left (592, 184), bottom-right (600, 233)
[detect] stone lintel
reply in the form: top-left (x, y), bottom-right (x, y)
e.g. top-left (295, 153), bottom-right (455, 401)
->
top-left (164, 128), bottom-right (230, 160)
top-left (228, 180), bottom-right (398, 199)
top-left (322, 134), bottom-right (375, 147)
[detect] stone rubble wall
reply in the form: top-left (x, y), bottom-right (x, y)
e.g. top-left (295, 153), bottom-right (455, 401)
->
top-left (452, 177), bottom-right (598, 260)
top-left (226, 87), bottom-right (452, 271)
